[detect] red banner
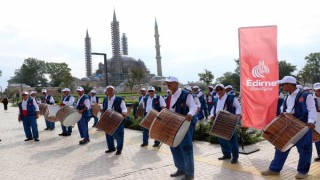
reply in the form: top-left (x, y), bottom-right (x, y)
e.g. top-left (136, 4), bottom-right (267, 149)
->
top-left (239, 26), bottom-right (279, 130)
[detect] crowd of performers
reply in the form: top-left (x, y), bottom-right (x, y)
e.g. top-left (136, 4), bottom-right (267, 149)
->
top-left (9, 75), bottom-right (320, 179)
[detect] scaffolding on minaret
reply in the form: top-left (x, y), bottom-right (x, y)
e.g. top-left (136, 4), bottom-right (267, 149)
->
top-left (121, 33), bottom-right (128, 55)
top-left (154, 18), bottom-right (162, 77)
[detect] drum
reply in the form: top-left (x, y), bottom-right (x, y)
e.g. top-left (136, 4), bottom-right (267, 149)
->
top-left (314, 112), bottom-right (320, 133)
top-left (96, 109), bottom-right (124, 136)
top-left (209, 110), bottom-right (238, 140)
top-left (263, 113), bottom-right (309, 152)
top-left (135, 103), bottom-right (145, 118)
top-left (139, 109), bottom-right (158, 129)
top-left (313, 130), bottom-right (320, 142)
top-left (149, 108), bottom-right (189, 147)
top-left (56, 106), bottom-right (81, 126)
top-left (91, 104), bottom-right (102, 118)
top-left (39, 104), bottom-right (48, 115)
top-left (44, 105), bottom-right (61, 122)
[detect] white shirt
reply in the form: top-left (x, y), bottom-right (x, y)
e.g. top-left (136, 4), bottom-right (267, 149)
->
top-left (142, 94), bottom-right (166, 113)
top-left (44, 95), bottom-right (55, 104)
top-left (283, 88), bottom-right (316, 123)
top-left (76, 94), bottom-right (91, 109)
top-left (314, 95), bottom-right (320, 112)
top-left (193, 96), bottom-right (201, 109)
top-left (107, 95), bottom-right (127, 113)
top-left (62, 95), bottom-right (75, 106)
top-left (196, 90), bottom-right (203, 98)
top-left (90, 95), bottom-right (98, 105)
top-left (20, 98), bottom-right (39, 114)
top-left (167, 88), bottom-right (197, 116)
top-left (207, 91), bottom-right (214, 103)
top-left (210, 93), bottom-right (241, 117)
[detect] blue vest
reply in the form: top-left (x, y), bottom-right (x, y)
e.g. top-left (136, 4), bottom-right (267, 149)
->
top-left (213, 94), bottom-right (236, 116)
top-left (77, 94), bottom-right (91, 117)
top-left (196, 91), bottom-right (206, 109)
top-left (19, 97), bottom-right (36, 117)
top-left (143, 94), bottom-right (162, 112)
top-left (63, 95), bottom-right (71, 101)
top-left (165, 89), bottom-right (189, 115)
top-left (103, 96), bottom-right (124, 114)
top-left (41, 95), bottom-right (54, 105)
top-left (283, 91), bottom-right (309, 123)
top-left (90, 96), bottom-right (99, 103)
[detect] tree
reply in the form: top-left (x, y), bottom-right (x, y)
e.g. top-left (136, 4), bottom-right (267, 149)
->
top-left (279, 60), bottom-right (296, 79)
top-left (298, 52), bottom-right (320, 84)
top-left (198, 69), bottom-right (214, 86)
top-left (46, 62), bottom-right (73, 87)
top-left (216, 72), bottom-right (240, 91)
top-left (8, 58), bottom-right (48, 87)
top-left (125, 77), bottom-right (135, 93)
top-left (131, 68), bottom-right (145, 88)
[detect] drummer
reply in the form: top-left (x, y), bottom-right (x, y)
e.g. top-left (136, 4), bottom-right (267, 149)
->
top-left (41, 89), bottom-right (55, 131)
top-left (185, 85), bottom-right (201, 139)
top-left (261, 76), bottom-right (316, 179)
top-left (89, 89), bottom-right (99, 127)
top-left (102, 85), bottom-right (127, 155)
top-left (165, 76), bottom-right (197, 180)
top-left (139, 87), bottom-right (147, 102)
top-left (209, 84), bottom-right (241, 164)
top-left (75, 87), bottom-right (91, 145)
top-left (312, 83), bottom-right (320, 162)
top-left (59, 88), bottom-right (74, 136)
top-left (192, 86), bottom-right (208, 120)
top-left (18, 91), bottom-right (40, 141)
top-left (140, 86), bottom-right (166, 147)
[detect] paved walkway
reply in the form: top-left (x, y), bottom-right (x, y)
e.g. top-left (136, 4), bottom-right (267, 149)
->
top-left (1, 104), bottom-right (320, 180)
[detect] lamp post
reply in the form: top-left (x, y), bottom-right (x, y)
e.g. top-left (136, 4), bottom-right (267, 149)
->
top-left (91, 52), bottom-right (108, 86)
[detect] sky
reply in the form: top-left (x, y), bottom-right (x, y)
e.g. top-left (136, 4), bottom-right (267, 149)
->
top-left (1, 0), bottom-right (320, 90)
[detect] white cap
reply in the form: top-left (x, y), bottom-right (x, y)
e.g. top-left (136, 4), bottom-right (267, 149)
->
top-left (30, 91), bottom-right (36, 95)
top-left (165, 76), bottom-right (179, 83)
top-left (22, 91), bottom-right (29, 95)
top-left (278, 76), bottom-right (297, 84)
top-left (167, 90), bottom-right (171, 93)
top-left (303, 87), bottom-right (311, 90)
top-left (77, 87), bottom-right (84, 91)
top-left (42, 89), bottom-right (47, 93)
top-left (90, 89), bottom-right (96, 93)
top-left (208, 86), bottom-right (214, 89)
top-left (148, 86), bottom-right (155, 91)
top-left (106, 85), bottom-right (115, 90)
top-left (225, 85), bottom-right (233, 89)
top-left (184, 86), bottom-right (192, 91)
top-left (140, 88), bottom-right (146, 91)
top-left (313, 83), bottom-right (320, 90)
top-left (192, 86), bottom-right (199, 89)
top-left (214, 84), bottom-right (225, 90)
top-left (296, 85), bottom-right (303, 90)
top-left (62, 88), bottom-right (70, 92)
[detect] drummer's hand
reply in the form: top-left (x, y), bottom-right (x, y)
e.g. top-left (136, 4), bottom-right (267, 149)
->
top-left (122, 113), bottom-right (127, 118)
top-left (36, 114), bottom-right (39, 119)
top-left (307, 123), bottom-right (316, 129)
top-left (279, 112), bottom-right (285, 118)
top-left (18, 118), bottom-right (21, 122)
top-left (236, 114), bottom-right (242, 121)
top-left (186, 114), bottom-right (193, 122)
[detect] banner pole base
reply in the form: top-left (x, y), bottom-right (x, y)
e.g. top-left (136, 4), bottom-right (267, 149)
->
top-left (239, 146), bottom-right (260, 155)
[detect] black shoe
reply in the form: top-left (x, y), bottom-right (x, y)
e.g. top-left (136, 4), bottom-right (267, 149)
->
top-left (79, 139), bottom-right (90, 145)
top-left (152, 144), bottom-right (160, 147)
top-left (231, 159), bottom-right (238, 164)
top-left (65, 133), bottom-right (71, 136)
top-left (181, 175), bottom-right (194, 180)
top-left (44, 128), bottom-right (49, 130)
top-left (49, 128), bottom-right (55, 131)
top-left (218, 156), bottom-right (231, 160)
top-left (170, 170), bottom-right (185, 177)
top-left (24, 138), bottom-right (33, 141)
top-left (58, 133), bottom-right (66, 136)
top-left (140, 143), bottom-right (148, 147)
top-left (34, 138), bottom-right (40, 141)
top-left (315, 157), bottom-right (320, 162)
top-left (116, 150), bottom-right (121, 155)
top-left (105, 149), bottom-right (116, 153)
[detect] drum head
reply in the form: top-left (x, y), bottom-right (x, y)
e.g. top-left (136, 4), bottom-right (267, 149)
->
top-left (172, 120), bottom-right (190, 147)
top-left (47, 105), bottom-right (61, 117)
top-left (62, 112), bottom-right (82, 126)
top-left (281, 127), bottom-right (309, 152)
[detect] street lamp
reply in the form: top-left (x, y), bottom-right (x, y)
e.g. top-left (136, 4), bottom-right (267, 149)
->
top-left (91, 52), bottom-right (108, 86)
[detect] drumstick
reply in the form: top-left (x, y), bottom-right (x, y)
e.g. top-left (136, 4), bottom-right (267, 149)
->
top-left (158, 142), bottom-right (163, 149)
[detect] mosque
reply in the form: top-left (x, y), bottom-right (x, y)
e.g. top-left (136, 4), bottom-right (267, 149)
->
top-left (84, 10), bottom-right (164, 87)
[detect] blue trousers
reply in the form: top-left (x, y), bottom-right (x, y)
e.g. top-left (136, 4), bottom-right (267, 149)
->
top-left (61, 124), bottom-right (72, 134)
top-left (218, 130), bottom-right (239, 160)
top-left (77, 116), bottom-right (89, 139)
top-left (92, 116), bottom-right (98, 126)
top-left (269, 129), bottom-right (312, 174)
top-left (170, 125), bottom-right (194, 177)
top-left (45, 119), bottom-right (55, 129)
top-left (22, 116), bottom-right (39, 139)
top-left (142, 128), bottom-right (160, 145)
top-left (207, 104), bottom-right (213, 114)
top-left (106, 123), bottom-right (124, 151)
top-left (315, 141), bottom-right (320, 157)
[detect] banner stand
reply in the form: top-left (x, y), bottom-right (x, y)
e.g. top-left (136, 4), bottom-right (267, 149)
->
top-left (239, 127), bottom-right (260, 155)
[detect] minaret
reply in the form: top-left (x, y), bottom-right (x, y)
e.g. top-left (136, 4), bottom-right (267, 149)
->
top-left (154, 18), bottom-right (162, 76)
top-left (121, 33), bottom-right (128, 55)
top-left (85, 29), bottom-right (92, 77)
top-left (111, 10), bottom-right (122, 73)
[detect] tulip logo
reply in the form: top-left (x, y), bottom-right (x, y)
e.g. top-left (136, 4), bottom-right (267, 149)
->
top-left (252, 60), bottom-right (269, 78)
